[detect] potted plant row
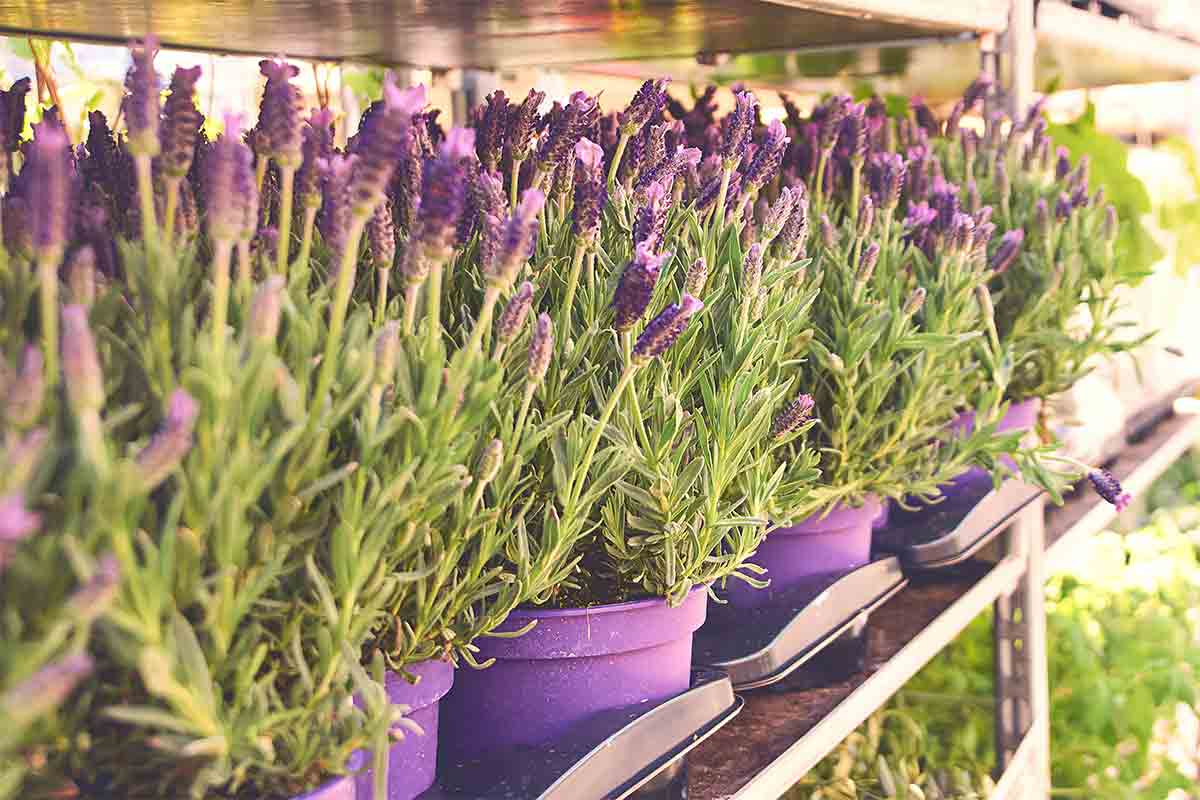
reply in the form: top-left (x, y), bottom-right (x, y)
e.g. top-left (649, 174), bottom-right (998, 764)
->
top-left (0, 40), bottom-right (1141, 800)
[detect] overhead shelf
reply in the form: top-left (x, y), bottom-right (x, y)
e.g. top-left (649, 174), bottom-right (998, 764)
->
top-left (1036, 0), bottom-right (1200, 89)
top-left (0, 0), bottom-right (1007, 67)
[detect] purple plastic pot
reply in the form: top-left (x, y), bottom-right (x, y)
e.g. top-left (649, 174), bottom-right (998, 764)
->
top-left (355, 658), bottom-right (454, 800)
top-left (724, 496), bottom-right (883, 609)
top-left (291, 753), bottom-right (365, 800)
top-left (942, 398), bottom-right (1042, 498)
top-left (871, 500), bottom-right (891, 531)
top-left (438, 587), bottom-right (707, 766)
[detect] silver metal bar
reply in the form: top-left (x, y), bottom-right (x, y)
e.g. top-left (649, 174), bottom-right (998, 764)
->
top-left (731, 555), bottom-right (1026, 798)
top-left (1017, 496), bottom-right (1050, 796)
top-left (1006, 0), bottom-right (1036, 117)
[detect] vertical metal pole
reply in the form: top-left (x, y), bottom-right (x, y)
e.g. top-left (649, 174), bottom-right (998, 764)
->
top-left (1020, 496), bottom-right (1051, 798)
top-left (1005, 0), bottom-right (1037, 117)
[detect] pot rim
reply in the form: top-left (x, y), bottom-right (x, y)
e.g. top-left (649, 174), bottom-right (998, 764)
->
top-left (506, 582), bottom-right (707, 620)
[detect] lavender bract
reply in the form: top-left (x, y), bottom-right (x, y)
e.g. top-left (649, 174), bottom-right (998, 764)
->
top-left (632, 294), bottom-right (703, 364)
top-left (613, 245), bottom-right (668, 331)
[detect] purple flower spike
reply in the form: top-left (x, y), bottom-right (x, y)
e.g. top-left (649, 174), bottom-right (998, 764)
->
top-left (160, 66), bottom-right (204, 178)
top-left (573, 138), bottom-right (607, 245)
top-left (684, 257), bottom-right (708, 297)
top-left (367, 201), bottom-right (396, 270)
top-left (762, 186), bottom-right (797, 244)
top-left (1088, 469), bottom-right (1131, 512)
top-left (536, 92), bottom-right (598, 185)
top-left (351, 77), bottom-right (426, 217)
top-left (632, 294), bottom-right (703, 364)
top-left (319, 154), bottom-right (357, 268)
top-left (527, 313), bottom-right (553, 384)
top-left (990, 229), bottom-right (1024, 274)
top-left (67, 553), bottom-right (121, 620)
top-left (613, 244), bottom-right (668, 331)
top-left (962, 74), bottom-right (994, 110)
top-left (722, 90), bottom-right (757, 170)
top-left (411, 126), bottom-right (473, 260)
top-left (1055, 192), bottom-right (1073, 221)
top-left (124, 37), bottom-right (161, 156)
top-left (136, 389), bottom-right (199, 490)
top-left (842, 104), bottom-right (868, 165)
top-left (496, 281), bottom-right (535, 348)
top-left (857, 242), bottom-right (881, 284)
top-left (249, 276), bottom-right (286, 343)
top-left (61, 306), bottom-right (104, 415)
top-left (771, 393), bottom-right (815, 438)
top-left (773, 186), bottom-right (809, 263)
top-left (742, 119), bottom-right (790, 196)
top-left (633, 181), bottom-right (669, 249)
top-left (297, 109), bottom-right (335, 207)
top-left (1055, 147), bottom-right (1071, 182)
top-left (620, 78), bottom-right (670, 137)
top-left (743, 242), bottom-right (765, 296)
top-left (28, 125), bottom-right (70, 259)
top-left (257, 59), bottom-right (304, 168)
top-left (474, 90), bottom-right (511, 170)
top-left (486, 188), bottom-right (545, 287)
top-left (0, 77), bottom-right (30, 156)
top-left (856, 195), bottom-right (874, 239)
top-left (206, 115), bottom-right (251, 243)
top-left (508, 89), bottom-right (545, 164)
top-left (819, 214), bottom-right (837, 248)
top-left (868, 152), bottom-right (905, 210)
top-left (0, 654), bottom-right (94, 722)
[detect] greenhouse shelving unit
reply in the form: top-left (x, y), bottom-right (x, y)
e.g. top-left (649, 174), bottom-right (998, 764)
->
top-left (5, 1), bottom-right (1199, 798)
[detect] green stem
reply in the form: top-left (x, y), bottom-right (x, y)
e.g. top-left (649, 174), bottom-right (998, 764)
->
top-left (714, 167), bottom-right (733, 239)
top-left (813, 150), bottom-right (830, 218)
top-left (402, 284), bottom-right (419, 335)
top-left (211, 240), bottom-right (233, 363)
top-left (162, 177), bottom-right (180, 243)
top-left (275, 166), bottom-right (296, 277)
top-left (236, 241), bottom-right (252, 302)
top-left (313, 218), bottom-right (367, 406)
top-left (466, 285), bottom-right (502, 354)
top-left (296, 205), bottom-right (318, 287)
top-left (607, 132), bottom-right (630, 188)
top-left (135, 155), bottom-right (159, 250)
top-left (558, 243), bottom-right (587, 332)
top-left (375, 267), bottom-right (391, 328)
top-left (254, 157), bottom-right (267, 195)
top-left (425, 258), bottom-right (443, 351)
top-left (37, 251), bottom-right (59, 384)
top-left (568, 365), bottom-right (638, 507)
top-left (510, 160), bottom-right (523, 210)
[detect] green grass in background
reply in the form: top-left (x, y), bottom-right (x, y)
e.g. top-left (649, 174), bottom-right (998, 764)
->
top-left (789, 449), bottom-right (1200, 799)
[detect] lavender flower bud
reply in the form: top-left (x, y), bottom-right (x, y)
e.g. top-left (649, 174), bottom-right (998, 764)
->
top-left (960, 132), bottom-right (977, 173)
top-left (351, 78), bottom-right (426, 217)
top-left (743, 243), bottom-right (765, 300)
top-left (844, 105), bottom-right (868, 165)
top-left (0, 493), bottom-right (40, 546)
top-left (124, 37), bottom-right (160, 156)
top-left (963, 74), bottom-right (994, 110)
top-left (6, 346), bottom-right (44, 428)
top-left (61, 306), bottom-right (103, 415)
top-left (1055, 147), bottom-right (1071, 182)
top-left (256, 59), bottom-right (304, 168)
top-left (1088, 468), bottom-right (1131, 512)
top-left (684, 257), bottom-right (708, 297)
top-left (994, 156), bottom-right (1009, 200)
top-left (496, 281), bottom-right (535, 348)
top-left (761, 187), bottom-right (796, 245)
top-left (297, 109), bottom-right (335, 208)
top-left (319, 154), bottom-right (356, 268)
top-left (1055, 192), bottom-right (1073, 221)
top-left (1103, 204), bottom-right (1118, 242)
top-left (966, 179), bottom-right (981, 215)
top-left (476, 439), bottom-right (504, 486)
top-left (856, 195), bottom-right (874, 239)
top-left (508, 89), bottom-right (545, 163)
top-left (0, 77), bottom-right (30, 158)
top-left (29, 125), bottom-right (70, 259)
top-left (375, 321), bottom-right (400, 381)
top-left (912, 100), bottom-right (940, 137)
top-left (536, 92), bottom-right (598, 185)
top-left (903, 286), bottom-right (927, 316)
top-left (136, 389), bottom-right (199, 489)
top-left (817, 95), bottom-right (850, 155)
top-left (989, 229), bottom-right (1024, 274)
top-left (0, 653), bottom-right (93, 726)
top-left (774, 186), bottom-right (809, 263)
top-left (770, 394), bottom-right (815, 438)
top-left (159, 65), bottom-right (204, 178)
top-left (68, 553), bottom-right (121, 621)
top-left (632, 295), bottom-right (703, 364)
top-left (857, 242), bottom-right (880, 285)
top-left (572, 138), bottom-right (607, 245)
top-left (741, 119), bottom-right (789, 195)
top-left (633, 181), bottom-right (669, 248)
top-left (620, 79), bottom-right (669, 137)
top-left (1035, 198), bottom-right (1051, 236)
top-left (254, 226), bottom-right (278, 268)
top-left (487, 189), bottom-right (545, 286)
top-left (613, 245), bottom-right (668, 331)
top-left (973, 222), bottom-right (997, 257)
top-left (411, 127), bottom-right (472, 260)
top-left (206, 115), bottom-right (252, 243)
top-left (367, 201), bottom-right (396, 270)
top-left (249, 276), bottom-right (286, 343)
top-left (943, 100), bottom-right (966, 142)
top-left (474, 91), bottom-right (510, 170)
top-left (948, 212), bottom-right (975, 254)
top-left (877, 152), bottom-right (905, 210)
top-left (527, 313), bottom-right (553, 384)
top-left (722, 90), bottom-right (757, 170)
top-left (820, 214), bottom-right (837, 248)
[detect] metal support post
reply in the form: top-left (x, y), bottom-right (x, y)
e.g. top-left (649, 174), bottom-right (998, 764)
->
top-left (993, 496), bottom-right (1049, 797)
top-left (1003, 0), bottom-right (1037, 117)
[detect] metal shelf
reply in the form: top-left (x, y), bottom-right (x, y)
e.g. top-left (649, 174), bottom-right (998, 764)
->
top-left (0, 0), bottom-right (1007, 67)
top-left (1037, 0), bottom-right (1200, 89)
top-left (687, 557), bottom-right (1027, 798)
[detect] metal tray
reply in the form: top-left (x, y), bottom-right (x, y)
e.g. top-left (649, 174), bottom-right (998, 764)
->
top-left (693, 557), bottom-right (907, 691)
top-left (875, 478), bottom-right (1042, 570)
top-left (420, 669), bottom-right (741, 800)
